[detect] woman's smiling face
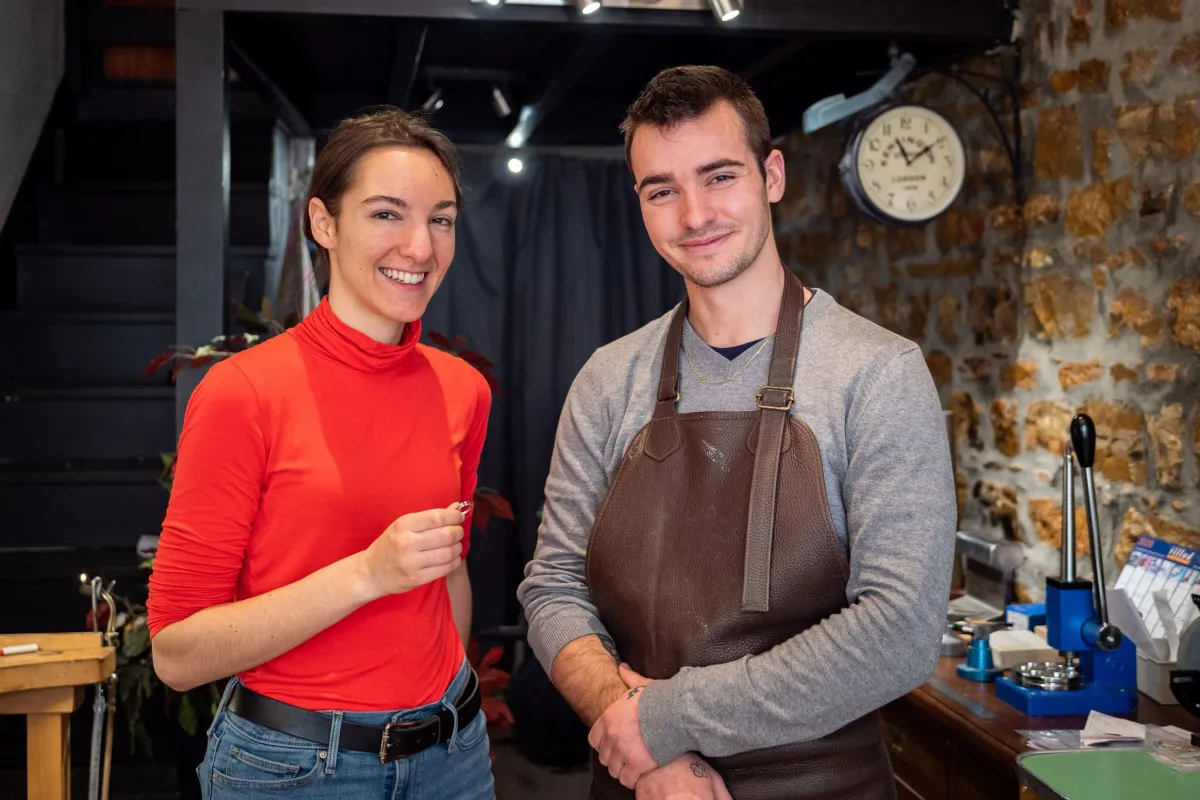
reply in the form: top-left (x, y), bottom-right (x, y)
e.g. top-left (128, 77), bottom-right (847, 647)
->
top-left (309, 146), bottom-right (459, 343)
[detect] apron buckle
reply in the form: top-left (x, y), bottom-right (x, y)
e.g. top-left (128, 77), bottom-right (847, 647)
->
top-left (756, 386), bottom-right (794, 411)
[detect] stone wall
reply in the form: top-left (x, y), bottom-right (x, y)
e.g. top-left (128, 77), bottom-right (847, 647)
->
top-left (774, 0), bottom-right (1200, 602)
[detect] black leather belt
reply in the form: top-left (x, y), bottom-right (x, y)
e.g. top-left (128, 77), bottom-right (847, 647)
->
top-left (226, 668), bottom-right (482, 764)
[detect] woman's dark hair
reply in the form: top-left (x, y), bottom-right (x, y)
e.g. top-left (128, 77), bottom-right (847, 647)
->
top-left (619, 65), bottom-right (771, 179)
top-left (303, 106), bottom-right (464, 269)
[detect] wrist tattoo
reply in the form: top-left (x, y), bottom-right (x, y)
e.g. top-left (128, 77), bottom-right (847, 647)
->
top-left (626, 686), bottom-right (643, 700)
top-left (689, 760), bottom-right (709, 778)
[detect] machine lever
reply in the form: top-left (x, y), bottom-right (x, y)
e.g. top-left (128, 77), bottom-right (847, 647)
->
top-left (1070, 414), bottom-right (1121, 651)
top-left (1061, 447), bottom-right (1075, 582)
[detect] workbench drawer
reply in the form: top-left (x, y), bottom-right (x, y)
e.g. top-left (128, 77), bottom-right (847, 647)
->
top-left (881, 702), bottom-right (948, 800)
top-left (947, 748), bottom-right (1015, 800)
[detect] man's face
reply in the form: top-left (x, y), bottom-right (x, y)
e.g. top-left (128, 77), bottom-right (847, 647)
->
top-left (629, 101), bottom-right (785, 288)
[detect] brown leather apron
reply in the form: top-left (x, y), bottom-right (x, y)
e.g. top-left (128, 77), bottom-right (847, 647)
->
top-left (584, 272), bottom-right (894, 800)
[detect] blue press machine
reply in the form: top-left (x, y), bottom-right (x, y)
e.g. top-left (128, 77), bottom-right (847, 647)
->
top-left (993, 414), bottom-right (1139, 716)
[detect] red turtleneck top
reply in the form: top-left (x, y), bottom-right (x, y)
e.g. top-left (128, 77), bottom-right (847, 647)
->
top-left (146, 298), bottom-right (491, 710)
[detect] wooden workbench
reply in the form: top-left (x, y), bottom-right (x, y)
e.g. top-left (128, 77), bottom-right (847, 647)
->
top-left (879, 656), bottom-right (1199, 800)
top-left (0, 633), bottom-right (116, 800)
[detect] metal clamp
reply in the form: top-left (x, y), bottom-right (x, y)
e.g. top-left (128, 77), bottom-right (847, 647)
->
top-left (756, 386), bottom-right (794, 411)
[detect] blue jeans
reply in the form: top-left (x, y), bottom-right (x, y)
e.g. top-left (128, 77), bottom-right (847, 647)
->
top-left (198, 658), bottom-right (495, 800)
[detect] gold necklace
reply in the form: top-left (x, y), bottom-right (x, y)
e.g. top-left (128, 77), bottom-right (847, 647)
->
top-left (682, 334), bottom-right (774, 385)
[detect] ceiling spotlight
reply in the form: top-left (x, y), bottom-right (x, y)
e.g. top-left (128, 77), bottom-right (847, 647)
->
top-left (507, 157), bottom-right (524, 174)
top-left (708, 0), bottom-right (742, 22)
top-left (572, 0), bottom-right (602, 15)
top-left (484, 0), bottom-right (504, 5)
top-left (421, 87), bottom-right (444, 113)
top-left (492, 86), bottom-right (512, 118)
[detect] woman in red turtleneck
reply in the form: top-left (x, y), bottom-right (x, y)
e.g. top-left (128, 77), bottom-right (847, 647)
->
top-left (147, 108), bottom-right (495, 799)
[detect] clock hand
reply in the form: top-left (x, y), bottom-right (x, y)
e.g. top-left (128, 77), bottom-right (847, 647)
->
top-left (894, 138), bottom-right (911, 165)
top-left (910, 136), bottom-right (947, 164)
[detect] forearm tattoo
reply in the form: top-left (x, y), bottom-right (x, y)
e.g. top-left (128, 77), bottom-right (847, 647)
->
top-left (689, 760), bottom-right (709, 778)
top-left (626, 686), bottom-right (643, 700)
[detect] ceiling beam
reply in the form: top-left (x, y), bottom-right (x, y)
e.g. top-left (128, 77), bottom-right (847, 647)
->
top-left (504, 35), bottom-right (609, 148)
top-left (178, 0), bottom-right (1014, 40)
top-left (388, 23), bottom-right (428, 110)
top-left (739, 37), bottom-right (809, 82)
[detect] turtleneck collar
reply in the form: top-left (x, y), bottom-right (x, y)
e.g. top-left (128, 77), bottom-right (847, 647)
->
top-left (290, 296), bottom-right (422, 372)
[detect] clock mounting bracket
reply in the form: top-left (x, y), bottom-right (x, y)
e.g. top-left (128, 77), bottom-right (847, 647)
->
top-left (922, 46), bottom-right (1025, 208)
top-left (804, 44), bottom-right (1025, 209)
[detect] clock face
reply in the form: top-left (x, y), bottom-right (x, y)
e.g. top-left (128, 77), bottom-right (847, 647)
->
top-left (854, 106), bottom-right (965, 223)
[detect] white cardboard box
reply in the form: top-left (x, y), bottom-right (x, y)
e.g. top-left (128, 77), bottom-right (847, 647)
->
top-left (1136, 651), bottom-right (1178, 705)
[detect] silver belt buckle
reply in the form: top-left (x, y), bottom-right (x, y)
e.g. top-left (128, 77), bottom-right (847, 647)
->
top-left (379, 722), bottom-right (395, 764)
top-left (378, 716), bottom-right (441, 764)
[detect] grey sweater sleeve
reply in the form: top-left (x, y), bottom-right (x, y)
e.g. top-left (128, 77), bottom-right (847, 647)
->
top-left (636, 348), bottom-right (958, 764)
top-left (517, 359), bottom-right (618, 674)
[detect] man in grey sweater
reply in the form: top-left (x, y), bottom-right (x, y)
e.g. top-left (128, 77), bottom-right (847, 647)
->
top-left (517, 66), bottom-right (956, 800)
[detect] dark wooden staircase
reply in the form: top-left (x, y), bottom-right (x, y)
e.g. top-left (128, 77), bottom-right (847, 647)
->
top-left (0, 3), bottom-right (284, 790)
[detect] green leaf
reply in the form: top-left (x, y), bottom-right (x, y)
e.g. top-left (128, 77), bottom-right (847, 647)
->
top-left (118, 663), bottom-right (156, 756)
top-left (133, 722), bottom-right (154, 760)
top-left (177, 693), bottom-right (198, 738)
top-left (121, 617), bottom-right (150, 660)
top-left (139, 557), bottom-right (156, 571)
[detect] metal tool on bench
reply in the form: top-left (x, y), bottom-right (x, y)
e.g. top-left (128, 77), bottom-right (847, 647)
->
top-left (947, 530), bottom-right (1025, 623)
top-left (955, 619), bottom-right (1009, 682)
top-left (994, 413), bottom-right (1138, 715)
top-left (84, 576), bottom-right (119, 800)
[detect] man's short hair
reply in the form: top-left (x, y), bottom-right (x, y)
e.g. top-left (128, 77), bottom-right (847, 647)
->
top-left (619, 65), bottom-right (772, 179)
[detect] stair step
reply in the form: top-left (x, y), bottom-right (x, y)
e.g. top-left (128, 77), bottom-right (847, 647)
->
top-left (41, 182), bottom-right (273, 246)
top-left (87, 2), bottom-right (174, 47)
top-left (76, 85), bottom-right (277, 124)
top-left (15, 243), bottom-right (269, 312)
top-left (0, 312), bottom-right (175, 387)
top-left (0, 386), bottom-right (175, 461)
top-left (58, 118), bottom-right (276, 182)
top-left (0, 462), bottom-right (167, 551)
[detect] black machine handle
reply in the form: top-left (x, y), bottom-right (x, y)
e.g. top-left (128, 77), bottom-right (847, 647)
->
top-left (1070, 412), bottom-right (1121, 651)
top-left (1071, 413), bottom-right (1096, 470)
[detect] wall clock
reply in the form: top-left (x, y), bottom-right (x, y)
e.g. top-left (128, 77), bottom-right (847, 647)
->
top-left (838, 104), bottom-right (966, 226)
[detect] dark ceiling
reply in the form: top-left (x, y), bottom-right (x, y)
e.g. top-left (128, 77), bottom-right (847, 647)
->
top-left (216, 0), bottom-right (1016, 147)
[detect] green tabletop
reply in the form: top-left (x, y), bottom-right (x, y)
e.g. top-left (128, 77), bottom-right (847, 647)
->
top-left (1017, 748), bottom-right (1200, 799)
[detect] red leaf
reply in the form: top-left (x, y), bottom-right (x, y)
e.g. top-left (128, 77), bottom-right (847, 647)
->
top-left (482, 492), bottom-right (515, 521)
top-left (480, 674), bottom-right (510, 696)
top-left (454, 335), bottom-right (468, 347)
top-left (427, 331), bottom-right (452, 350)
top-left (482, 646), bottom-right (503, 669)
top-left (190, 355), bottom-right (214, 369)
top-left (472, 502), bottom-right (493, 530)
top-left (459, 350), bottom-right (494, 369)
top-left (143, 352), bottom-right (175, 377)
top-left (482, 697), bottom-right (515, 730)
top-left (85, 604), bottom-right (111, 632)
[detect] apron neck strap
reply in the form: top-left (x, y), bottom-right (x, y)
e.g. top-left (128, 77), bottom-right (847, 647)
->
top-left (654, 298), bottom-right (687, 415)
top-left (768, 272), bottom-right (806, 402)
top-left (655, 272), bottom-right (806, 418)
top-left (741, 270), bottom-right (806, 613)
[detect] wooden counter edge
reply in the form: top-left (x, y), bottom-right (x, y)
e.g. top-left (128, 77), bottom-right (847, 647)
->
top-left (0, 646), bottom-right (116, 695)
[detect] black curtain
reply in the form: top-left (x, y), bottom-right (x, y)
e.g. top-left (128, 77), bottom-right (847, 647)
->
top-left (420, 150), bottom-right (683, 633)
